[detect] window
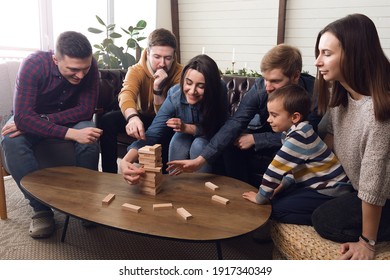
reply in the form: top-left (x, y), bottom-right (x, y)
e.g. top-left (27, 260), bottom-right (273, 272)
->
top-left (0, 0), bottom-right (156, 60)
top-left (0, 0), bottom-right (40, 60)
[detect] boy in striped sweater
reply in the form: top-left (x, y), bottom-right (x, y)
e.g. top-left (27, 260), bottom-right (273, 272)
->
top-left (243, 84), bottom-right (352, 225)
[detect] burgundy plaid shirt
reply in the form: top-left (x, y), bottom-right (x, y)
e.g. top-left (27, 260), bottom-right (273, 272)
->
top-left (13, 51), bottom-right (99, 139)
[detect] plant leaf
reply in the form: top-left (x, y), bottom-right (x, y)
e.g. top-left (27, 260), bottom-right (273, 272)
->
top-left (88, 27), bottom-right (103, 34)
top-left (126, 38), bottom-right (137, 49)
top-left (137, 36), bottom-right (147, 42)
top-left (109, 32), bottom-right (122, 39)
top-left (121, 27), bottom-right (129, 35)
top-left (136, 20), bottom-right (147, 29)
top-left (108, 44), bottom-right (124, 58)
top-left (121, 53), bottom-right (136, 69)
top-left (96, 15), bottom-right (106, 26)
top-left (107, 23), bottom-right (116, 30)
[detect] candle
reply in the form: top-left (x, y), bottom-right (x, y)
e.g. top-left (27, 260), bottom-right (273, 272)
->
top-left (244, 62), bottom-right (247, 69)
top-left (202, 47), bottom-right (205, 54)
top-left (232, 48), bottom-right (235, 62)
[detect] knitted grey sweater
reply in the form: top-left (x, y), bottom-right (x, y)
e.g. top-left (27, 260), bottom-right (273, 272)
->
top-left (328, 94), bottom-right (390, 206)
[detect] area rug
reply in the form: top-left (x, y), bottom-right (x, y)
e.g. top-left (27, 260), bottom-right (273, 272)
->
top-left (0, 176), bottom-right (273, 260)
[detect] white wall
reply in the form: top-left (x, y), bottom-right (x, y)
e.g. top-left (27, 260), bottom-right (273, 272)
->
top-left (177, 0), bottom-right (390, 76)
top-left (284, 0), bottom-right (390, 75)
top-left (177, 0), bottom-right (278, 73)
top-left (156, 0), bottom-right (172, 30)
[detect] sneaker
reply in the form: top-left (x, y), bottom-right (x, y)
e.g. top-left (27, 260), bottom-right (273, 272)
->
top-left (29, 210), bottom-right (55, 238)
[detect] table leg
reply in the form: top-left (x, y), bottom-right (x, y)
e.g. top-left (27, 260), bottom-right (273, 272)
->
top-left (61, 215), bottom-right (70, 242)
top-left (216, 240), bottom-right (223, 260)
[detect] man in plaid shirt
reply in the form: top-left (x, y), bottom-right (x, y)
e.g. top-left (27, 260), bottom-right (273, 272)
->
top-left (1, 31), bottom-right (102, 238)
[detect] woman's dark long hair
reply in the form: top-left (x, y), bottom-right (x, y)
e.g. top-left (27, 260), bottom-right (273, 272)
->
top-left (315, 13), bottom-right (390, 121)
top-left (180, 54), bottom-right (227, 139)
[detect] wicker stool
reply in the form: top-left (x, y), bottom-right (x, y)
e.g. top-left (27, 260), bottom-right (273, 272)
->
top-left (270, 222), bottom-right (390, 260)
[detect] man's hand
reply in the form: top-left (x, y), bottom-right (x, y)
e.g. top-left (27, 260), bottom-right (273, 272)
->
top-left (1, 121), bottom-right (23, 138)
top-left (153, 68), bottom-right (168, 89)
top-left (166, 156), bottom-right (206, 175)
top-left (65, 127), bottom-right (102, 144)
top-left (125, 116), bottom-right (145, 140)
top-left (234, 133), bottom-right (255, 150)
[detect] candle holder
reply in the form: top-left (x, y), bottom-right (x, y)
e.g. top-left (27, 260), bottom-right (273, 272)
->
top-left (231, 61), bottom-right (235, 74)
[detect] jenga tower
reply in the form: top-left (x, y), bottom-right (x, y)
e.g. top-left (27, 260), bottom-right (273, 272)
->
top-left (138, 144), bottom-right (164, 195)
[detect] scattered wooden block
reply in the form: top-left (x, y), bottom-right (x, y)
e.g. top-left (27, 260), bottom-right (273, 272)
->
top-left (122, 203), bottom-right (142, 213)
top-left (177, 207), bottom-right (193, 220)
top-left (205, 181), bottom-right (219, 191)
top-left (102, 193), bottom-right (115, 205)
top-left (212, 195), bottom-right (230, 205)
top-left (153, 203), bottom-right (173, 210)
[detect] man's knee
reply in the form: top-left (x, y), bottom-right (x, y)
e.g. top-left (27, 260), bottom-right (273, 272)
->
top-left (72, 120), bottom-right (96, 129)
top-left (99, 110), bottom-right (124, 129)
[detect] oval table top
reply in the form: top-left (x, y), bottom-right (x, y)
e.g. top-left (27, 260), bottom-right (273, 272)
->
top-left (21, 166), bottom-right (271, 241)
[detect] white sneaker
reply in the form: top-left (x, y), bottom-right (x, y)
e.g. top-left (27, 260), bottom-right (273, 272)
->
top-left (29, 210), bottom-right (55, 238)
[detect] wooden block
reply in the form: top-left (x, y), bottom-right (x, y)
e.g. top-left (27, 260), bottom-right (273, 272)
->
top-left (138, 146), bottom-right (155, 155)
top-left (144, 166), bottom-right (162, 173)
top-left (122, 203), bottom-right (142, 213)
top-left (205, 181), bottom-right (219, 191)
top-left (102, 193), bottom-right (115, 205)
top-left (212, 195), bottom-right (230, 205)
top-left (151, 144), bottom-right (162, 152)
top-left (177, 207), bottom-right (193, 220)
top-left (142, 172), bottom-right (163, 179)
top-left (141, 180), bottom-right (157, 188)
top-left (153, 203), bottom-right (173, 210)
top-left (139, 186), bottom-right (162, 196)
top-left (139, 150), bottom-right (162, 156)
top-left (139, 158), bottom-right (162, 168)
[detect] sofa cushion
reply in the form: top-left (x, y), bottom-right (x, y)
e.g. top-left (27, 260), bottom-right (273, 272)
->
top-left (0, 61), bottom-right (20, 118)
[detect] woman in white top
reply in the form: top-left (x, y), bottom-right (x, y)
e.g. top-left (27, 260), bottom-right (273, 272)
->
top-left (312, 13), bottom-right (390, 260)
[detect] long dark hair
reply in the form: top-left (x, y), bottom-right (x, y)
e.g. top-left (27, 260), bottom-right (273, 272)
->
top-left (315, 13), bottom-right (390, 121)
top-left (180, 54), bottom-right (227, 139)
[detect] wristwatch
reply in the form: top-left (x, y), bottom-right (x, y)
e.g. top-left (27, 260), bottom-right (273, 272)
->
top-left (360, 234), bottom-right (376, 246)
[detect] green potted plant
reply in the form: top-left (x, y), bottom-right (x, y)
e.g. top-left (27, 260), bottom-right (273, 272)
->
top-left (88, 15), bottom-right (147, 69)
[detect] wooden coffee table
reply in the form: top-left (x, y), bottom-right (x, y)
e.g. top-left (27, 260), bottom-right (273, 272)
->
top-left (20, 166), bottom-right (271, 259)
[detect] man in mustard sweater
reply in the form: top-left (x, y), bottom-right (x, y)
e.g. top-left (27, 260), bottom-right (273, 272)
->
top-left (100, 28), bottom-right (183, 173)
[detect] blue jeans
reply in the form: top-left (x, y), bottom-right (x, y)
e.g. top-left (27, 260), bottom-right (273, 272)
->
top-left (1, 118), bottom-right (100, 212)
top-left (168, 132), bottom-right (212, 173)
top-left (312, 192), bottom-right (390, 243)
top-left (270, 186), bottom-right (335, 225)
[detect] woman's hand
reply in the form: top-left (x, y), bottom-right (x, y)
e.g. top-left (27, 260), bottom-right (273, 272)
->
top-left (166, 156), bottom-right (206, 175)
top-left (120, 148), bottom-right (144, 185)
top-left (120, 160), bottom-right (145, 185)
top-left (166, 118), bottom-right (183, 132)
top-left (338, 241), bottom-right (375, 260)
